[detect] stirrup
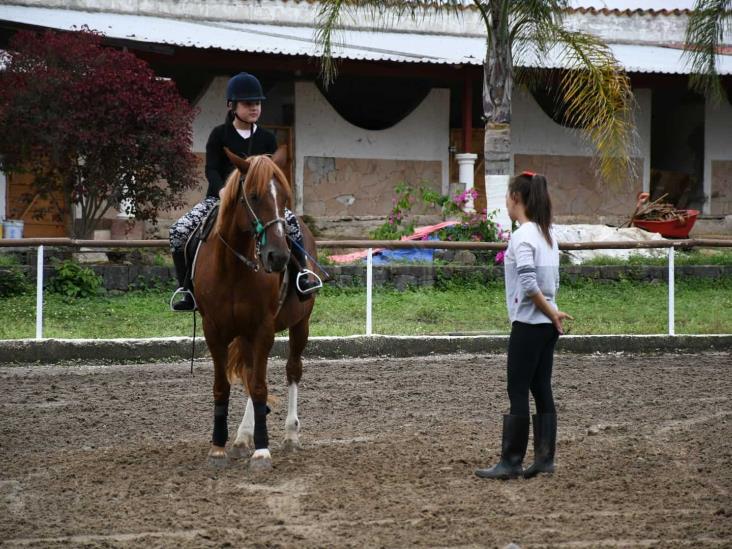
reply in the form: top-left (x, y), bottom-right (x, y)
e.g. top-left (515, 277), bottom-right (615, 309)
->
top-left (296, 269), bottom-right (323, 295)
top-left (169, 287), bottom-right (197, 312)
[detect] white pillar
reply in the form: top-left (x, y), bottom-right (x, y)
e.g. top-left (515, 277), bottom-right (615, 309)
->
top-left (485, 174), bottom-right (512, 232)
top-left (455, 153), bottom-right (478, 213)
top-left (366, 248), bottom-right (373, 336)
top-left (668, 246), bottom-right (675, 336)
top-left (36, 245), bottom-right (44, 339)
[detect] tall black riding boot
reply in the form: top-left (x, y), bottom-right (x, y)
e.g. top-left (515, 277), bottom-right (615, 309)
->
top-left (523, 413), bottom-right (557, 478)
top-left (475, 414), bottom-right (530, 480)
top-left (171, 250), bottom-right (195, 311)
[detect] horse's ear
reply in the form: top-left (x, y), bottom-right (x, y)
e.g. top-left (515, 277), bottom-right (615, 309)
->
top-left (224, 147), bottom-right (250, 174)
top-left (271, 144), bottom-right (288, 170)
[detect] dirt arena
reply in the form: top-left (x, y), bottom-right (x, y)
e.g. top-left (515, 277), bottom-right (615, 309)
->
top-left (1, 351), bottom-right (730, 548)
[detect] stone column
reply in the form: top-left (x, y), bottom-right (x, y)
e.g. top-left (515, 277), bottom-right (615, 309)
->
top-left (455, 153), bottom-right (478, 213)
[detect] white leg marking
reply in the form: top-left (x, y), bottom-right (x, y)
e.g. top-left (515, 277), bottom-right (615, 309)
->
top-left (285, 383), bottom-right (300, 442)
top-left (233, 397), bottom-right (254, 448)
top-left (251, 448), bottom-right (271, 460)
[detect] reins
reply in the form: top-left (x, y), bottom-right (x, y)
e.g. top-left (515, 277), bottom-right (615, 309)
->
top-left (217, 172), bottom-right (290, 271)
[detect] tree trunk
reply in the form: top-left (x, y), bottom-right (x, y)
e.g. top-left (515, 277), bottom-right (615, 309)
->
top-left (484, 124), bottom-right (513, 230)
top-left (482, 1), bottom-right (513, 230)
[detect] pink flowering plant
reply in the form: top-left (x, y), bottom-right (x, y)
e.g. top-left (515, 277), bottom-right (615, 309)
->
top-left (370, 182), bottom-right (417, 240)
top-left (433, 188), bottom-right (510, 264)
top-left (372, 184), bottom-right (510, 264)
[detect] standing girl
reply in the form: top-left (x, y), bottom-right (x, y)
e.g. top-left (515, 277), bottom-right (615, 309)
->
top-left (169, 72), bottom-right (319, 310)
top-left (475, 172), bottom-right (572, 480)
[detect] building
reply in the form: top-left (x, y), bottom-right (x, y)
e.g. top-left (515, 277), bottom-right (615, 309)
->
top-left (1, 0), bottom-right (731, 238)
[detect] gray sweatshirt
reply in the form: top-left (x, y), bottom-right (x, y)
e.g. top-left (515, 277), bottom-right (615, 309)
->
top-left (504, 221), bottom-right (560, 325)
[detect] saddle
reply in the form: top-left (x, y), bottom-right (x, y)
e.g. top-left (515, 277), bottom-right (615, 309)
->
top-left (180, 207), bottom-right (320, 303)
top-left (182, 204), bottom-right (220, 293)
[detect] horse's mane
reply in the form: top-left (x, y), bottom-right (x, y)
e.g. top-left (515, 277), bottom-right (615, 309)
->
top-left (215, 155), bottom-right (292, 234)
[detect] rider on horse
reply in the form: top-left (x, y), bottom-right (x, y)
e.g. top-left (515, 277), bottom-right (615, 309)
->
top-left (169, 72), bottom-right (320, 311)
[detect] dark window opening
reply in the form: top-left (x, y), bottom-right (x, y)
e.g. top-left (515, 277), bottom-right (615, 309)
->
top-left (650, 88), bottom-right (705, 210)
top-left (316, 76), bottom-right (432, 130)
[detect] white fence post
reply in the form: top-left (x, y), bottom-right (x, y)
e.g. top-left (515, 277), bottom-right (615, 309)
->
top-left (36, 245), bottom-right (44, 339)
top-left (668, 246), bottom-right (675, 336)
top-left (366, 248), bottom-right (373, 336)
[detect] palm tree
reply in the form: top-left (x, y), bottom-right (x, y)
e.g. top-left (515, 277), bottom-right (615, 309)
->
top-left (684, 0), bottom-right (731, 101)
top-left (315, 1), bottom-right (636, 222)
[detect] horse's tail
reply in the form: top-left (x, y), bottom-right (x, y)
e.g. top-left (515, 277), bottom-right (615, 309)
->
top-left (226, 336), bottom-right (248, 387)
top-left (225, 337), bottom-right (279, 408)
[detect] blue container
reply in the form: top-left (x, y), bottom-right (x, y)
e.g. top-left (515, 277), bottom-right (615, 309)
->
top-left (2, 220), bottom-right (24, 239)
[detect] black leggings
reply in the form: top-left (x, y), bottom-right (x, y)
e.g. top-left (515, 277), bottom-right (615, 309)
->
top-left (507, 321), bottom-right (559, 417)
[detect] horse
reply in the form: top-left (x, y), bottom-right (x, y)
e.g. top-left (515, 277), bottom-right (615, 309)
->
top-left (192, 148), bottom-right (317, 471)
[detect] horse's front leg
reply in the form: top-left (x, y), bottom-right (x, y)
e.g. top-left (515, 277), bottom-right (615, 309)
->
top-left (246, 331), bottom-right (275, 471)
top-left (283, 317), bottom-right (308, 451)
top-left (207, 337), bottom-right (231, 468)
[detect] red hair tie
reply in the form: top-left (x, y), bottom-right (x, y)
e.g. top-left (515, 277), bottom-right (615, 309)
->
top-left (521, 171), bottom-right (536, 177)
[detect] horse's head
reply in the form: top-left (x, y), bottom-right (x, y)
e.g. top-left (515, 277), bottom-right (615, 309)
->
top-left (219, 147), bottom-right (293, 273)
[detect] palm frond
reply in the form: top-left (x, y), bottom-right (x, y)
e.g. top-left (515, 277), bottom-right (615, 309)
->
top-left (551, 27), bottom-right (637, 184)
top-left (315, 0), bottom-right (465, 87)
top-left (684, 0), bottom-right (731, 101)
top-left (509, 1), bottom-right (567, 90)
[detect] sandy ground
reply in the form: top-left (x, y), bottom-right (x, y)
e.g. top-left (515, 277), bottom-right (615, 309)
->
top-left (1, 352), bottom-right (730, 548)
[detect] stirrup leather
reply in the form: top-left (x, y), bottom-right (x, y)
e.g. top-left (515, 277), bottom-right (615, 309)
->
top-left (296, 269), bottom-right (323, 295)
top-left (169, 287), bottom-right (198, 311)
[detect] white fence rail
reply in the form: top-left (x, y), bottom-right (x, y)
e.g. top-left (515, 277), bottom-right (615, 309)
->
top-left (1, 237), bottom-right (731, 339)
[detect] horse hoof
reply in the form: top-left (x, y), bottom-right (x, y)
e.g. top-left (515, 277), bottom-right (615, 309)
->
top-left (207, 446), bottom-right (229, 469)
top-left (228, 441), bottom-right (252, 460)
top-left (282, 438), bottom-right (302, 453)
top-left (249, 449), bottom-right (273, 472)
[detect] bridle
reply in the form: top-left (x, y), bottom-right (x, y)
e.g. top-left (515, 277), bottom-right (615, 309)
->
top-left (218, 172), bottom-right (290, 272)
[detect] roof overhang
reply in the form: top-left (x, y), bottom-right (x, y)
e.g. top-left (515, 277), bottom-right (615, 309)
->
top-left (1, 4), bottom-right (730, 75)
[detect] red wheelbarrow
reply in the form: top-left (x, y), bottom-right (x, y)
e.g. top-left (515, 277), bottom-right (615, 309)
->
top-left (630, 192), bottom-right (699, 238)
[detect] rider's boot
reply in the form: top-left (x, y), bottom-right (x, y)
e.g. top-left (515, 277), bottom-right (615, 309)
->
top-left (171, 250), bottom-right (195, 311)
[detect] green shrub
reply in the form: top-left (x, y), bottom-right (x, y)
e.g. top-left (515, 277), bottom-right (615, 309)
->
top-left (0, 266), bottom-right (31, 297)
top-left (49, 260), bottom-right (102, 298)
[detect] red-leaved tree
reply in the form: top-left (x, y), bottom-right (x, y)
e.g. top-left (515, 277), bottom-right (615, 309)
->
top-left (0, 28), bottom-right (198, 238)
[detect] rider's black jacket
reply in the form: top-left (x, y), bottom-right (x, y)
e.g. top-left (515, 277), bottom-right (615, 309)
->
top-left (204, 123), bottom-right (277, 198)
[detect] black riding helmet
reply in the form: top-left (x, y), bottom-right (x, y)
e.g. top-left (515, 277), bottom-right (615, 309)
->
top-left (226, 72), bottom-right (266, 102)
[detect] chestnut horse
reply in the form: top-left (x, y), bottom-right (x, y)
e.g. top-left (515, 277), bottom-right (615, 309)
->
top-left (193, 149), bottom-right (317, 470)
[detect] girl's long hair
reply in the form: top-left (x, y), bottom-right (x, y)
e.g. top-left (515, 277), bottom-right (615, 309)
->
top-left (509, 173), bottom-right (553, 246)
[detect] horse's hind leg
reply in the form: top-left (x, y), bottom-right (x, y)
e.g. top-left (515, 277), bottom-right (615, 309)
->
top-left (283, 317), bottom-right (309, 451)
top-left (231, 397), bottom-right (254, 458)
top-left (231, 339), bottom-right (255, 458)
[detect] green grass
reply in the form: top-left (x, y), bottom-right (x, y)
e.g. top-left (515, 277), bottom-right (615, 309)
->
top-left (579, 248), bottom-right (732, 266)
top-left (0, 278), bottom-right (730, 339)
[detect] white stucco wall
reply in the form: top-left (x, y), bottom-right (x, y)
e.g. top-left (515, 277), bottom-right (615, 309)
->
top-left (704, 98), bottom-right (732, 215)
top-left (512, 86), bottom-right (651, 190)
top-left (294, 81), bottom-right (450, 214)
top-left (192, 76), bottom-right (228, 153)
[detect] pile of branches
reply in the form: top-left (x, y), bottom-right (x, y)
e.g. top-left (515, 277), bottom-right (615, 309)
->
top-left (630, 193), bottom-right (690, 224)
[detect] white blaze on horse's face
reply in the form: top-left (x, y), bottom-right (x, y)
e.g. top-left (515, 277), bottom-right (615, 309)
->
top-left (260, 176), bottom-right (290, 273)
top-left (268, 177), bottom-right (285, 240)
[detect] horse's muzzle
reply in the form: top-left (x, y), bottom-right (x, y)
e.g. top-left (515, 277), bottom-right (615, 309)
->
top-left (264, 248), bottom-right (289, 273)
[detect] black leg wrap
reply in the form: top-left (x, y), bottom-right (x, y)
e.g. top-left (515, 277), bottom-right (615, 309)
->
top-left (253, 401), bottom-right (270, 450)
top-left (212, 401), bottom-right (229, 447)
